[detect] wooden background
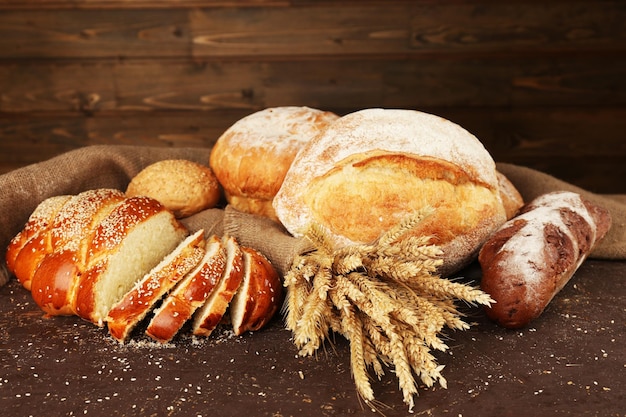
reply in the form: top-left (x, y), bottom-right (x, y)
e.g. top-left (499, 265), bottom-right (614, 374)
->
top-left (0, 0), bottom-right (624, 193)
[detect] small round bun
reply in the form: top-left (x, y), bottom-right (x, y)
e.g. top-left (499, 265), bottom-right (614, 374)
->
top-left (209, 106), bottom-right (339, 221)
top-left (126, 159), bottom-right (221, 218)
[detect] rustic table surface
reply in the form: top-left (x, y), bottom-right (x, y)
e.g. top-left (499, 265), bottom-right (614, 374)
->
top-left (1, 260), bottom-right (624, 417)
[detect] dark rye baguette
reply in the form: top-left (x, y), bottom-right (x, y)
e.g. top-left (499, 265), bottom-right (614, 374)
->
top-left (478, 191), bottom-right (612, 328)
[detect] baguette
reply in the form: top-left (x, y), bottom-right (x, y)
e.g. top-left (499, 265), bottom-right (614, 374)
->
top-left (478, 191), bottom-right (611, 328)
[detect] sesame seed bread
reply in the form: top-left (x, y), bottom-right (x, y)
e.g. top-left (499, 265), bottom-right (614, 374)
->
top-left (7, 190), bottom-right (282, 342)
top-left (73, 196), bottom-right (189, 326)
top-left (192, 235), bottom-right (245, 337)
top-left (126, 159), bottom-right (222, 218)
top-left (106, 229), bottom-right (206, 342)
top-left (146, 235), bottom-right (226, 343)
top-left (30, 189), bottom-right (127, 316)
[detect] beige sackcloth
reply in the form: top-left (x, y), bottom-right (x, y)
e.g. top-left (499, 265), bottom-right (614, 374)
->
top-left (1, 145), bottom-right (624, 287)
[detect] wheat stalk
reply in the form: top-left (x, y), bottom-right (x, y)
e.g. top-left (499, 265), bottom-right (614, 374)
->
top-left (283, 208), bottom-right (493, 411)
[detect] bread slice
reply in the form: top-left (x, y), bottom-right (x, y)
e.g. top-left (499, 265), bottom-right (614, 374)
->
top-left (145, 235), bottom-right (226, 343)
top-left (106, 229), bottom-right (206, 342)
top-left (6, 194), bottom-right (72, 284)
top-left (74, 196), bottom-right (188, 325)
top-left (29, 189), bottom-right (126, 316)
top-left (230, 246), bottom-right (282, 335)
top-left (192, 235), bottom-right (244, 337)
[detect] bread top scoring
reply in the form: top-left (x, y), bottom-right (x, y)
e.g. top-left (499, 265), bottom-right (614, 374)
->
top-left (280, 108), bottom-right (499, 191)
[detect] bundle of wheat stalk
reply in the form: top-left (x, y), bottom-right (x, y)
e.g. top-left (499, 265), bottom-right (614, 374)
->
top-left (283, 208), bottom-right (494, 411)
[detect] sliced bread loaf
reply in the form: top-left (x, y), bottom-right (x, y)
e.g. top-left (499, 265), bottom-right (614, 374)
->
top-left (29, 189), bottom-right (126, 315)
top-left (106, 229), bottom-right (206, 342)
top-left (192, 235), bottom-right (244, 337)
top-left (74, 196), bottom-right (188, 325)
top-left (230, 246), bottom-right (282, 335)
top-left (146, 235), bottom-right (227, 343)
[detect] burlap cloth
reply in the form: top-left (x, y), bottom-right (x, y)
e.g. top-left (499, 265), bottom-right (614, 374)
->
top-left (1, 145), bottom-right (624, 287)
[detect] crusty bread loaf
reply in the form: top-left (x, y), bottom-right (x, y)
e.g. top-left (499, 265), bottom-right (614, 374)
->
top-left (273, 108), bottom-right (507, 276)
top-left (106, 229), bottom-right (206, 342)
top-left (478, 191), bottom-right (611, 328)
top-left (192, 235), bottom-right (244, 336)
top-left (126, 159), bottom-right (222, 218)
top-left (146, 235), bottom-right (226, 343)
top-left (209, 106), bottom-right (338, 221)
top-left (230, 246), bottom-right (282, 335)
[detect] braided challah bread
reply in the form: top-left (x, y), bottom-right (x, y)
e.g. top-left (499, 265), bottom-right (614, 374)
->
top-left (5, 189), bottom-right (282, 342)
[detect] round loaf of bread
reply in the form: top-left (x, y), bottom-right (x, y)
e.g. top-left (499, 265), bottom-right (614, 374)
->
top-left (209, 106), bottom-right (339, 221)
top-left (273, 108), bottom-right (507, 276)
top-left (126, 159), bottom-right (221, 218)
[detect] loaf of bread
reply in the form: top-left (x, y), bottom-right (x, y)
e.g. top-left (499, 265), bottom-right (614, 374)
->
top-left (30, 189), bottom-right (128, 316)
top-left (209, 106), bottom-right (339, 221)
top-left (5, 190), bottom-right (282, 342)
top-left (273, 108), bottom-right (508, 276)
top-left (478, 191), bottom-right (612, 328)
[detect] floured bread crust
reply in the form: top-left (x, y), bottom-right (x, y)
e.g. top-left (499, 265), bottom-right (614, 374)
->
top-left (209, 106), bottom-right (339, 221)
top-left (273, 108), bottom-right (507, 275)
top-left (479, 191), bottom-right (612, 328)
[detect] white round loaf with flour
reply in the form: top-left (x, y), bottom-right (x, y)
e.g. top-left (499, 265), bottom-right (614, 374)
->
top-left (273, 108), bottom-right (507, 275)
top-left (209, 106), bottom-right (339, 221)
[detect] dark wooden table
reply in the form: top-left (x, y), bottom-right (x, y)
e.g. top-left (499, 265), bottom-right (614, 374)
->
top-left (1, 260), bottom-right (624, 417)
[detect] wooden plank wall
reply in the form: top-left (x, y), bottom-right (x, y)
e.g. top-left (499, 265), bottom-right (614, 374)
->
top-left (0, 0), bottom-right (625, 193)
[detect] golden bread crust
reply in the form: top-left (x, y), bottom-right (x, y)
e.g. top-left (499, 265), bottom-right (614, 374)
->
top-left (209, 106), bottom-right (338, 220)
top-left (274, 108), bottom-right (507, 275)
